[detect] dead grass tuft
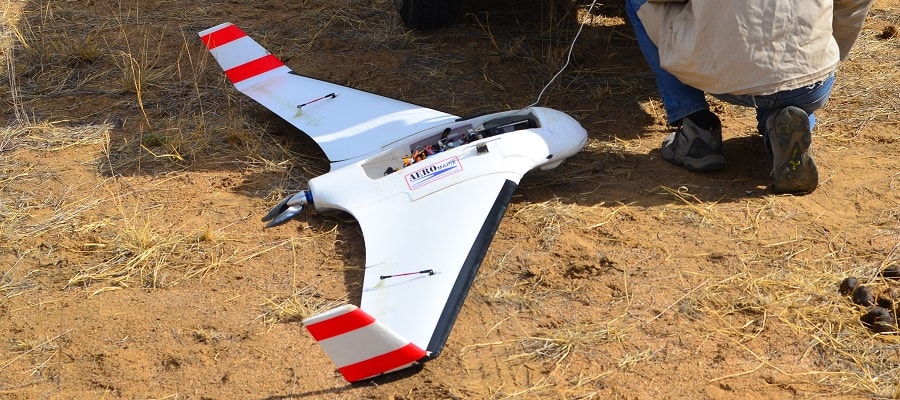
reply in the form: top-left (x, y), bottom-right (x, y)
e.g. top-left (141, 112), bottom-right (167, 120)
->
top-left (258, 284), bottom-right (346, 326)
top-left (18, 121), bottom-right (110, 151)
top-left (510, 320), bottom-right (628, 370)
top-left (0, 258), bottom-right (37, 300)
top-left (65, 204), bottom-right (232, 290)
top-left (512, 198), bottom-right (585, 250)
top-left (818, 6), bottom-right (900, 140)
top-left (674, 243), bottom-right (900, 397)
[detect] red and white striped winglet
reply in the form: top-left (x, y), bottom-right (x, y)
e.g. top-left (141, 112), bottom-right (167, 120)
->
top-left (198, 23), bottom-right (289, 86)
top-left (304, 305), bottom-right (427, 382)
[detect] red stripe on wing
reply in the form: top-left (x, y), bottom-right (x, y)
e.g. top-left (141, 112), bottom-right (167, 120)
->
top-left (200, 24), bottom-right (246, 49)
top-left (224, 54), bottom-right (285, 84)
top-left (338, 343), bottom-right (427, 382)
top-left (305, 307), bottom-right (376, 341)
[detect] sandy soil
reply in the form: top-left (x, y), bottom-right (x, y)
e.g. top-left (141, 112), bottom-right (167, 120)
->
top-left (1, 0), bottom-right (899, 399)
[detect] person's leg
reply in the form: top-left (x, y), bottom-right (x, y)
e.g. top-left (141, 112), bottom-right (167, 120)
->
top-left (710, 72), bottom-right (834, 135)
top-left (710, 72), bottom-right (834, 193)
top-left (625, 0), bottom-right (708, 124)
top-left (626, 0), bottom-right (725, 171)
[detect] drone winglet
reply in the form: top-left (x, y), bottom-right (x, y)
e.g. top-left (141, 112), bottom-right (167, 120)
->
top-left (303, 305), bottom-right (427, 382)
top-left (199, 23), bottom-right (289, 88)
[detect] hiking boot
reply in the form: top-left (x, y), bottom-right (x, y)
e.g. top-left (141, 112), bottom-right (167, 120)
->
top-left (767, 106), bottom-right (818, 194)
top-left (660, 114), bottom-right (726, 171)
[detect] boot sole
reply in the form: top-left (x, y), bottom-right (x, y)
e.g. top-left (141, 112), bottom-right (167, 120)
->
top-left (771, 107), bottom-right (818, 194)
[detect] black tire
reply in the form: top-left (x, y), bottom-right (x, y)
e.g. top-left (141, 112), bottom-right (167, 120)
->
top-left (395, 0), bottom-right (461, 30)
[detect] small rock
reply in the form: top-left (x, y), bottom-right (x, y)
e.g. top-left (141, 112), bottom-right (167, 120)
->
top-left (839, 277), bottom-right (858, 295)
top-left (852, 285), bottom-right (875, 307)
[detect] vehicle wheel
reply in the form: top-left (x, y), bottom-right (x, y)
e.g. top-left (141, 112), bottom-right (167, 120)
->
top-left (395, 0), bottom-right (461, 30)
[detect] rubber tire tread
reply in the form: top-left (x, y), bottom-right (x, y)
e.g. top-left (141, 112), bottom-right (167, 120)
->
top-left (397, 0), bottom-right (461, 30)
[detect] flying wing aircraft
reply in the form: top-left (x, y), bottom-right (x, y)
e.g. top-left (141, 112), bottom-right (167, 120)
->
top-left (199, 22), bottom-right (588, 383)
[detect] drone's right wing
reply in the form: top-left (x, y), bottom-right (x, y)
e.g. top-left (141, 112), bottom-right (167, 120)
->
top-left (199, 23), bottom-right (458, 168)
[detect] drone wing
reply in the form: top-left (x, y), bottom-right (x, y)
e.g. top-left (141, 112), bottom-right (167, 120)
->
top-left (299, 106), bottom-right (588, 382)
top-left (355, 176), bottom-right (518, 357)
top-left (199, 23), bottom-right (458, 168)
top-left (305, 159), bottom-right (520, 383)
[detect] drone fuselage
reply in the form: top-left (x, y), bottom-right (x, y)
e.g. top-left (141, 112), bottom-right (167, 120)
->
top-left (310, 107), bottom-right (587, 214)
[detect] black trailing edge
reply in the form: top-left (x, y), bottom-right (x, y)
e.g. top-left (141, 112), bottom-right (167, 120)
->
top-left (426, 179), bottom-right (518, 356)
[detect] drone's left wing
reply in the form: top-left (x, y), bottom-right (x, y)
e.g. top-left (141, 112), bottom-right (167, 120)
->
top-left (304, 157), bottom-right (520, 383)
top-left (299, 106), bottom-right (589, 382)
top-left (199, 23), bottom-right (458, 167)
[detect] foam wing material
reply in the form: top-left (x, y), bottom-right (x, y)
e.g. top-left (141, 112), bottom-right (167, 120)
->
top-left (199, 22), bottom-right (458, 167)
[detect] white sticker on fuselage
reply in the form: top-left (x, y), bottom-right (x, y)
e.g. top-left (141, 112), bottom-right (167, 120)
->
top-left (405, 156), bottom-right (463, 190)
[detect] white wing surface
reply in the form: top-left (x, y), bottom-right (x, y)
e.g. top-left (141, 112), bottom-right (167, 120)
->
top-left (306, 106), bottom-right (588, 359)
top-left (355, 175), bottom-right (517, 356)
top-left (199, 23), bottom-right (458, 167)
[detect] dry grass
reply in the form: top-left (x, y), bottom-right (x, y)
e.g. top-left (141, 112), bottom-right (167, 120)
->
top-left (819, 5), bottom-right (900, 139)
top-left (675, 254), bottom-right (900, 396)
top-left (463, 316), bottom-right (629, 400)
top-left (512, 198), bottom-right (586, 249)
top-left (258, 284), bottom-right (347, 326)
top-left (65, 209), bottom-right (229, 290)
top-left (0, 258), bottom-right (37, 300)
top-left (510, 320), bottom-right (629, 369)
top-left (0, 121), bottom-right (235, 292)
top-left (491, 166), bottom-right (897, 398)
top-left (0, 329), bottom-right (69, 376)
top-left (643, 187), bottom-right (900, 396)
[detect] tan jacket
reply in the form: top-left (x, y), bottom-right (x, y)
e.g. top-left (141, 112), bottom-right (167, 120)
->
top-left (637, 0), bottom-right (872, 95)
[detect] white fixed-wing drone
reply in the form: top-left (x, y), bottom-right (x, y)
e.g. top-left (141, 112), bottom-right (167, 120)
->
top-left (200, 23), bottom-right (587, 383)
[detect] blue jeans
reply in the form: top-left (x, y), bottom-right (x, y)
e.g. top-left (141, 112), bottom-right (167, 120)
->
top-left (625, 0), bottom-right (834, 134)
